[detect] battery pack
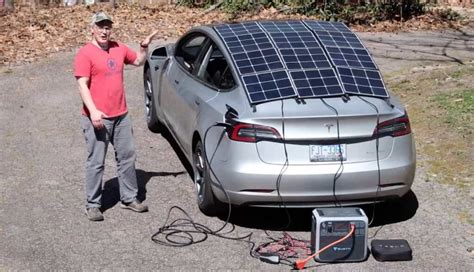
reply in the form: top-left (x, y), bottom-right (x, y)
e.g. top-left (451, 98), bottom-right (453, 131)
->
top-left (311, 207), bottom-right (368, 263)
top-left (371, 239), bottom-right (413, 262)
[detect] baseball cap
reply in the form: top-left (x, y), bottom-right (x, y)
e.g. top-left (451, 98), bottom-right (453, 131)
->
top-left (91, 12), bottom-right (113, 25)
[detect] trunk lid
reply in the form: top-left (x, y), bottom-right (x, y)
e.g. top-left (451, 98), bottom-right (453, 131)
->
top-left (239, 96), bottom-right (403, 165)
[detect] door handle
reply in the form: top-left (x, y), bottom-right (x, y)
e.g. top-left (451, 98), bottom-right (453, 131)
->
top-left (174, 80), bottom-right (180, 85)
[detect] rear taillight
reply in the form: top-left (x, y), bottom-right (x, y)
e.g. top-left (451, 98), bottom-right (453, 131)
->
top-left (228, 122), bottom-right (281, 142)
top-left (375, 113), bottom-right (411, 137)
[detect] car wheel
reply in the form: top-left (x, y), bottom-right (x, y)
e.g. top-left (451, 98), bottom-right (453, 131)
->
top-left (193, 140), bottom-right (218, 216)
top-left (143, 68), bottom-right (163, 133)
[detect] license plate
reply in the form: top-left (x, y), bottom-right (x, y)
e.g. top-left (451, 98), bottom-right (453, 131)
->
top-left (310, 144), bottom-right (346, 162)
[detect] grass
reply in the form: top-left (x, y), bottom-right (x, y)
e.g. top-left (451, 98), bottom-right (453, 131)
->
top-left (434, 89), bottom-right (473, 133)
top-left (458, 209), bottom-right (474, 226)
top-left (386, 63), bottom-right (473, 189)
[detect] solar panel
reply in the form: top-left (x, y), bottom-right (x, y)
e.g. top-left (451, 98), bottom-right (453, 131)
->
top-left (258, 21), bottom-right (344, 98)
top-left (259, 21), bottom-right (332, 70)
top-left (214, 22), bottom-right (284, 75)
top-left (215, 22), bottom-right (297, 103)
top-left (325, 46), bottom-right (377, 70)
top-left (337, 67), bottom-right (389, 98)
top-left (215, 20), bottom-right (389, 103)
top-left (290, 69), bottom-right (344, 98)
top-left (303, 21), bottom-right (352, 33)
top-left (303, 21), bottom-right (365, 49)
top-left (303, 20), bottom-right (389, 98)
top-left (242, 71), bottom-right (296, 104)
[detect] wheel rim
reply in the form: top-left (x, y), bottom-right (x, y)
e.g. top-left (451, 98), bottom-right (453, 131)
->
top-left (144, 75), bottom-right (152, 121)
top-left (193, 143), bottom-right (205, 204)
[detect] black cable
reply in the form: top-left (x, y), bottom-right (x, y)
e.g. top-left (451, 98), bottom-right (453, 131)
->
top-left (357, 96), bottom-right (381, 227)
top-left (368, 225), bottom-right (384, 239)
top-left (276, 99), bottom-right (291, 228)
top-left (320, 98), bottom-right (344, 207)
top-left (202, 123), bottom-right (233, 232)
top-left (151, 124), bottom-right (258, 259)
top-left (257, 100), bottom-right (292, 242)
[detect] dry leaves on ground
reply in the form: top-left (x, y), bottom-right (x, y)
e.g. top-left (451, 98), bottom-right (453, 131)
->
top-left (0, 3), bottom-right (468, 66)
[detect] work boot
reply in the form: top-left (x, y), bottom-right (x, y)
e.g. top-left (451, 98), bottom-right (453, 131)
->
top-left (120, 200), bottom-right (148, 213)
top-left (85, 207), bottom-right (104, 221)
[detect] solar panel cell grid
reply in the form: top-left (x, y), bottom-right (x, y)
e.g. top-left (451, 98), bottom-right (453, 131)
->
top-left (260, 22), bottom-right (332, 71)
top-left (242, 71), bottom-right (297, 103)
top-left (337, 67), bottom-right (388, 97)
top-left (304, 21), bottom-right (352, 33)
top-left (215, 20), bottom-right (390, 103)
top-left (325, 46), bottom-right (377, 69)
top-left (290, 69), bottom-right (344, 98)
top-left (259, 21), bottom-right (310, 33)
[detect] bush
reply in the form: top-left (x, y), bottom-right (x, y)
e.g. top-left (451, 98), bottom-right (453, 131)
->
top-left (176, 0), bottom-right (461, 25)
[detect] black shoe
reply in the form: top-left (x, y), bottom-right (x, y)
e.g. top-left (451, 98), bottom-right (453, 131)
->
top-left (120, 200), bottom-right (148, 213)
top-left (85, 207), bottom-right (104, 221)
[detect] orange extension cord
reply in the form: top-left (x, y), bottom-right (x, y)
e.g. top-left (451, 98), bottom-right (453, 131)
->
top-left (294, 224), bottom-right (355, 270)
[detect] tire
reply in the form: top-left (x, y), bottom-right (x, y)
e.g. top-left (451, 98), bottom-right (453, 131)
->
top-left (143, 68), bottom-right (163, 133)
top-left (193, 140), bottom-right (218, 216)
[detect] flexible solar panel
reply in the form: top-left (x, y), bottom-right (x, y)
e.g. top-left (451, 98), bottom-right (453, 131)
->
top-left (215, 22), bottom-right (296, 103)
top-left (303, 20), bottom-right (389, 98)
top-left (215, 20), bottom-right (389, 104)
top-left (290, 69), bottom-right (344, 98)
top-left (303, 21), bottom-right (364, 49)
top-left (259, 21), bottom-right (332, 70)
top-left (242, 71), bottom-right (296, 104)
top-left (214, 22), bottom-right (285, 75)
top-left (325, 46), bottom-right (377, 70)
top-left (258, 21), bottom-right (344, 98)
top-left (337, 67), bottom-right (389, 97)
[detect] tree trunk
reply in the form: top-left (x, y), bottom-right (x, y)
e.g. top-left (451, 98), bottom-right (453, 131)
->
top-left (5, 0), bottom-right (14, 10)
top-left (111, 0), bottom-right (116, 8)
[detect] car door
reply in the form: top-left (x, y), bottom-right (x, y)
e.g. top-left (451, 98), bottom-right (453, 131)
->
top-left (179, 41), bottom-right (238, 153)
top-left (159, 33), bottom-right (208, 148)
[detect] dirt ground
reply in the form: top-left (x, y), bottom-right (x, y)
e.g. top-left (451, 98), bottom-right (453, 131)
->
top-left (0, 18), bottom-right (473, 272)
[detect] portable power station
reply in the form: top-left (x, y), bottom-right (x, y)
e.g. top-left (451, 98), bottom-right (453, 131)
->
top-left (311, 207), bottom-right (368, 263)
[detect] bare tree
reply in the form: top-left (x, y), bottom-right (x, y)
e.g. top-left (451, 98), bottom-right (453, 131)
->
top-left (5, 0), bottom-right (14, 10)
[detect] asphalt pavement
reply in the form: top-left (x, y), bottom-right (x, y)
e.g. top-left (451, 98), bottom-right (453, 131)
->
top-left (1, 27), bottom-right (473, 271)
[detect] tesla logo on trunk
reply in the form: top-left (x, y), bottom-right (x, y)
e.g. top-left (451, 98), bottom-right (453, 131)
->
top-left (324, 123), bottom-right (334, 133)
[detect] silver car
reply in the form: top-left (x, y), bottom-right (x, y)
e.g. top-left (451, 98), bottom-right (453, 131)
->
top-left (143, 20), bottom-right (416, 215)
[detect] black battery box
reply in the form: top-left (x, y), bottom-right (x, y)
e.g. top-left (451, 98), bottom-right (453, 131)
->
top-left (371, 239), bottom-right (413, 262)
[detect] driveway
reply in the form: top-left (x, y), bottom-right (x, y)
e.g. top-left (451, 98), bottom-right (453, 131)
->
top-left (1, 26), bottom-right (473, 270)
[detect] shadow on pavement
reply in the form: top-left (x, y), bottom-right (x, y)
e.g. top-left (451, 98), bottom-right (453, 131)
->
top-left (101, 169), bottom-right (186, 212)
top-left (220, 190), bottom-right (418, 232)
top-left (361, 190), bottom-right (419, 227)
top-left (363, 25), bottom-right (473, 65)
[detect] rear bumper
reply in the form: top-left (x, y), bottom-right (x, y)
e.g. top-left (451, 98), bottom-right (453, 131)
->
top-left (211, 161), bottom-right (414, 206)
top-left (209, 135), bottom-right (415, 207)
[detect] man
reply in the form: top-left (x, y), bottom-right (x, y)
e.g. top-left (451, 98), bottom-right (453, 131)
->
top-left (74, 12), bottom-right (158, 221)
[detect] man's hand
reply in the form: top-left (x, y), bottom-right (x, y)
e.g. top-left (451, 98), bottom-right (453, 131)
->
top-left (134, 30), bottom-right (159, 67)
top-left (140, 30), bottom-right (159, 48)
top-left (90, 109), bottom-right (108, 129)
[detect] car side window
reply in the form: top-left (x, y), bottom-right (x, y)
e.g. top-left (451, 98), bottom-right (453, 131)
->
top-left (198, 45), bottom-right (236, 90)
top-left (175, 34), bottom-right (207, 73)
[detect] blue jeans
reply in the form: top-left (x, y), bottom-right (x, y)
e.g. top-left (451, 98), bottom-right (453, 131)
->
top-left (80, 113), bottom-right (138, 208)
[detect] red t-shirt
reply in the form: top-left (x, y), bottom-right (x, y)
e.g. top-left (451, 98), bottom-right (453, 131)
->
top-left (74, 42), bottom-right (137, 118)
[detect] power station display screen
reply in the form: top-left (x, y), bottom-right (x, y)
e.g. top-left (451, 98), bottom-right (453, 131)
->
top-left (333, 222), bottom-right (349, 232)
